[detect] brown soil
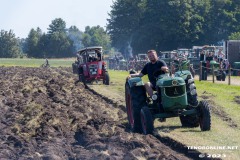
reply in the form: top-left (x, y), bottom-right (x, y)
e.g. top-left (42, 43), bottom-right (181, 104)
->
top-left (0, 67), bottom-right (191, 160)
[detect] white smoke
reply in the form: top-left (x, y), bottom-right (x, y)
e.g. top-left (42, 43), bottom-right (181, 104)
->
top-left (127, 42), bottom-right (133, 58)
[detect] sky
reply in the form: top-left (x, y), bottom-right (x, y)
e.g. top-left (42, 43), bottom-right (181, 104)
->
top-left (1, 0), bottom-right (114, 38)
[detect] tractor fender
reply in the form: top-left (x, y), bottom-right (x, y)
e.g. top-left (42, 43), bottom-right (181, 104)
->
top-left (127, 77), bottom-right (144, 88)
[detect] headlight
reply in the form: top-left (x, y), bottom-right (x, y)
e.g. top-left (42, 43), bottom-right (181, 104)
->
top-left (188, 79), bottom-right (194, 84)
top-left (190, 89), bottom-right (197, 95)
top-left (190, 83), bottom-right (195, 90)
top-left (152, 94), bottom-right (158, 100)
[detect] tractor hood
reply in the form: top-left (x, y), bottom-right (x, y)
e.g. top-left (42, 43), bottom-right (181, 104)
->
top-left (156, 75), bottom-right (185, 87)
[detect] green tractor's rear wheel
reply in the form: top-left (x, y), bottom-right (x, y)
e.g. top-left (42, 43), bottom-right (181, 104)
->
top-left (180, 115), bottom-right (199, 128)
top-left (140, 107), bottom-right (154, 135)
top-left (125, 83), bottom-right (147, 133)
top-left (198, 100), bottom-right (211, 131)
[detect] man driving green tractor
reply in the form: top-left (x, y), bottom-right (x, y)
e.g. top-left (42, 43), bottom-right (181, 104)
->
top-left (125, 49), bottom-right (211, 134)
top-left (127, 50), bottom-right (168, 99)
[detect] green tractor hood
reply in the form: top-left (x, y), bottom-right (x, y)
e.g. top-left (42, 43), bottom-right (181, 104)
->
top-left (156, 74), bottom-right (185, 87)
top-left (156, 74), bottom-right (188, 111)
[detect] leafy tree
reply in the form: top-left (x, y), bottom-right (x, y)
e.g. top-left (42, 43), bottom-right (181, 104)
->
top-left (107, 0), bottom-right (240, 52)
top-left (18, 38), bottom-right (27, 54)
top-left (46, 18), bottom-right (74, 58)
top-left (82, 33), bottom-right (91, 47)
top-left (46, 32), bottom-right (73, 58)
top-left (107, 0), bottom-right (144, 54)
top-left (37, 33), bottom-right (49, 58)
top-left (82, 25), bottom-right (111, 51)
top-left (0, 30), bottom-right (21, 58)
top-left (67, 26), bottom-right (83, 52)
top-left (130, 0), bottom-right (206, 50)
top-left (202, 0), bottom-right (240, 43)
top-left (48, 18), bottom-right (66, 34)
top-left (25, 27), bottom-right (42, 57)
top-left (228, 32), bottom-right (240, 40)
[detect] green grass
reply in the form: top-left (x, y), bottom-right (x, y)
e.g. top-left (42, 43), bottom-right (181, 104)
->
top-left (0, 58), bottom-right (75, 67)
top-left (108, 70), bottom-right (149, 96)
top-left (196, 81), bottom-right (240, 123)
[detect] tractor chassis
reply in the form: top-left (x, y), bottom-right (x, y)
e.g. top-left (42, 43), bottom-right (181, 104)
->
top-left (148, 103), bottom-right (198, 119)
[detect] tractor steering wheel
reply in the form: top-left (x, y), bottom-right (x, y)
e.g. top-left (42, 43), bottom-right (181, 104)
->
top-left (153, 68), bottom-right (169, 79)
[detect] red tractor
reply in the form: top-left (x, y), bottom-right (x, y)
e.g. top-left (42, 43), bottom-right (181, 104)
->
top-left (72, 46), bottom-right (110, 85)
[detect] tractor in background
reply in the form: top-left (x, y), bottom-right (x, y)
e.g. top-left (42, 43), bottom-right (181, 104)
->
top-left (72, 46), bottom-right (110, 85)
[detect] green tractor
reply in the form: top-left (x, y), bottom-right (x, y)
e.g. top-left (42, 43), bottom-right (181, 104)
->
top-left (210, 60), bottom-right (226, 81)
top-left (172, 57), bottom-right (195, 78)
top-left (125, 70), bottom-right (211, 134)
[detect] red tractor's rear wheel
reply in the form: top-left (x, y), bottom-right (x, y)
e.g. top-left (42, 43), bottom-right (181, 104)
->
top-left (103, 72), bottom-right (110, 85)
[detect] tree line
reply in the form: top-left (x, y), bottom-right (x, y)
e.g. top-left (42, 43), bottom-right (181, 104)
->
top-left (0, 18), bottom-right (111, 58)
top-left (107, 0), bottom-right (240, 56)
top-left (2, 0), bottom-right (240, 58)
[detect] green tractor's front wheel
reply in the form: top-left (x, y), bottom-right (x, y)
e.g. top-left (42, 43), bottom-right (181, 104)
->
top-left (140, 107), bottom-right (154, 135)
top-left (198, 100), bottom-right (211, 131)
top-left (125, 83), bottom-right (147, 133)
top-left (180, 115), bottom-right (199, 128)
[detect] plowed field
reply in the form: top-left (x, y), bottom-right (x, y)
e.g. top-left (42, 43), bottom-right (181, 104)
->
top-left (0, 67), bottom-right (191, 159)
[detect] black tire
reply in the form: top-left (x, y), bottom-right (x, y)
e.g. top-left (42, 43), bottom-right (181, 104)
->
top-left (72, 63), bottom-right (78, 74)
top-left (190, 66), bottom-right (195, 78)
top-left (103, 72), bottom-right (110, 85)
top-left (198, 100), bottom-right (211, 131)
top-left (216, 75), bottom-right (221, 81)
top-left (221, 71), bottom-right (226, 81)
top-left (125, 83), bottom-right (147, 133)
top-left (80, 74), bottom-right (86, 85)
top-left (140, 107), bottom-right (154, 135)
top-left (180, 115), bottom-right (199, 128)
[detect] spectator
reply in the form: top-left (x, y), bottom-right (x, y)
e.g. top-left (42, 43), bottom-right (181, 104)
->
top-left (217, 49), bottom-right (224, 63)
top-left (95, 50), bottom-right (102, 61)
top-left (45, 58), bottom-right (49, 66)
